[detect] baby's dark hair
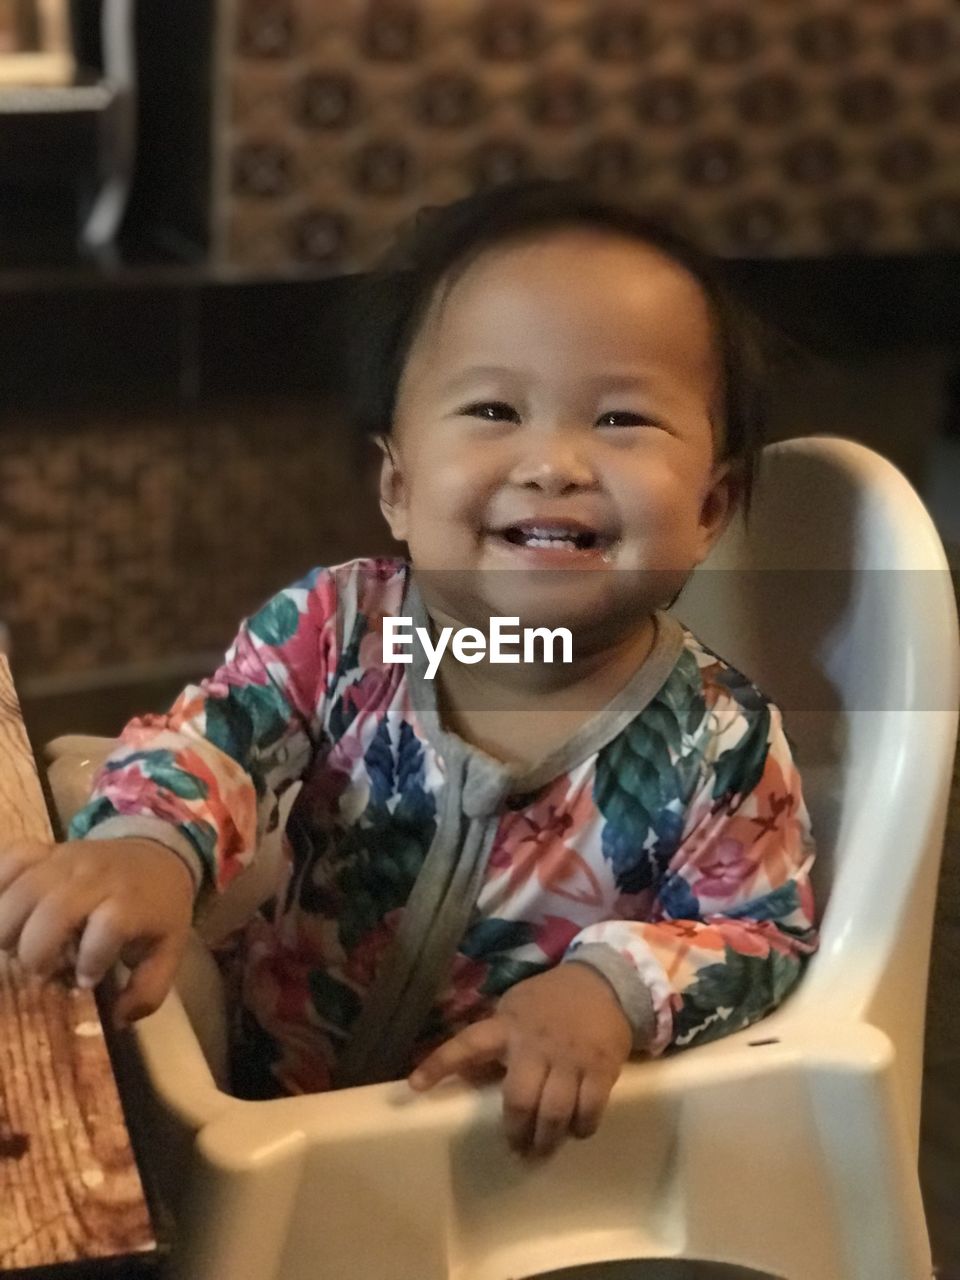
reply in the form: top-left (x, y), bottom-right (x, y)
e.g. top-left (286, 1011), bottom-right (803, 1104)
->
top-left (348, 179), bottom-right (767, 512)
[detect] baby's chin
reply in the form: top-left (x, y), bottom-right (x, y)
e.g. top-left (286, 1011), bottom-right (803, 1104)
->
top-left (429, 567), bottom-right (678, 639)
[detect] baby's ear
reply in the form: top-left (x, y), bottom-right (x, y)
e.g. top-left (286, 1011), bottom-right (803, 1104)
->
top-left (696, 462), bottom-right (741, 560)
top-left (376, 435), bottom-right (409, 541)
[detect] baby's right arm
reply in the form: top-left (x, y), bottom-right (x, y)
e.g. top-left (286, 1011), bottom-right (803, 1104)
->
top-left (0, 834), bottom-right (195, 1026)
top-left (69, 570), bottom-right (337, 895)
top-left (0, 568), bottom-right (342, 1024)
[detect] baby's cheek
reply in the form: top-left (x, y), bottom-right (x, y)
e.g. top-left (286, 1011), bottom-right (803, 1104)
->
top-left (645, 490), bottom-right (705, 558)
top-left (412, 455), bottom-right (477, 514)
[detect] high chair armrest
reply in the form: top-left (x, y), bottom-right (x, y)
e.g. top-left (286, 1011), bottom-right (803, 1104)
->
top-left (43, 733), bottom-right (118, 763)
top-left (170, 1009), bottom-right (925, 1280)
top-left (44, 733), bottom-right (116, 832)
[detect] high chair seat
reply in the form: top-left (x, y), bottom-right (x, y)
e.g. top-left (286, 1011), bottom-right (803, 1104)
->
top-left (45, 436), bottom-right (959, 1280)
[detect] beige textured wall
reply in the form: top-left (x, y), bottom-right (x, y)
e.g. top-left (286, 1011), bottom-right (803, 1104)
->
top-left (0, 402), bottom-right (386, 683)
top-left (215, 0), bottom-right (960, 272)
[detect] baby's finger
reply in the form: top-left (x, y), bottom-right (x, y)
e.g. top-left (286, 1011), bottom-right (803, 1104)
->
top-left (0, 864), bottom-right (58, 954)
top-left (457, 1059), bottom-right (507, 1087)
top-left (571, 1068), bottom-right (617, 1140)
top-left (408, 1019), bottom-right (507, 1090)
top-left (501, 1051), bottom-right (549, 1152)
top-left (74, 901), bottom-right (132, 991)
top-left (0, 840), bottom-right (52, 895)
top-left (531, 1067), bottom-right (580, 1158)
top-left (16, 882), bottom-right (104, 978)
top-left (111, 935), bottom-right (183, 1027)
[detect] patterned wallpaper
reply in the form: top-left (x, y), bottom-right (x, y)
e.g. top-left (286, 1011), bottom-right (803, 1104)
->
top-left (217, 0), bottom-right (960, 272)
top-left (0, 405), bottom-right (386, 681)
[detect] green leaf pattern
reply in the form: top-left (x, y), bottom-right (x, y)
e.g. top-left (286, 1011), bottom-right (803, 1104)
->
top-left (673, 946), bottom-right (801, 1048)
top-left (595, 649), bottom-right (708, 893)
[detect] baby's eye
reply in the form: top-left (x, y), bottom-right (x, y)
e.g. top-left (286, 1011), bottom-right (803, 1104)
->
top-left (596, 410), bottom-right (660, 429)
top-left (460, 401), bottom-right (521, 423)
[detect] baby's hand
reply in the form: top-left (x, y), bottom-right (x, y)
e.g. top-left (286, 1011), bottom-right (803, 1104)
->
top-left (0, 837), bottom-right (195, 1027)
top-left (408, 964), bottom-right (632, 1157)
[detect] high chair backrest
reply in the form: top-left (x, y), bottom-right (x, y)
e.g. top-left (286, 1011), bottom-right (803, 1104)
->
top-left (673, 435), bottom-right (959, 1124)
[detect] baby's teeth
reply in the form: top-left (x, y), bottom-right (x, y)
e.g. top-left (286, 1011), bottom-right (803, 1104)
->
top-left (525, 536), bottom-right (577, 549)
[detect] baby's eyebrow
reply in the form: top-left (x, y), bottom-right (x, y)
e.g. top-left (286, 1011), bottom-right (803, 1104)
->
top-left (581, 372), bottom-right (656, 394)
top-left (440, 365), bottom-right (522, 394)
top-left (440, 368), bottom-right (658, 397)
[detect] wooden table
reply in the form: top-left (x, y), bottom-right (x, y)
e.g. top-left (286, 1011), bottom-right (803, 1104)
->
top-left (0, 655), bottom-right (159, 1275)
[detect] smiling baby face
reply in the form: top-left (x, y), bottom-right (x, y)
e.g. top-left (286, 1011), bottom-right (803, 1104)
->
top-left (378, 227), bottom-right (737, 642)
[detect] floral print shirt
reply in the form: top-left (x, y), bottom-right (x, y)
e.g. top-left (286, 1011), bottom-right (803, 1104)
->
top-left (70, 557), bottom-right (818, 1096)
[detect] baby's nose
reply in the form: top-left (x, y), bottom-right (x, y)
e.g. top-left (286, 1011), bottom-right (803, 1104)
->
top-left (509, 438), bottom-right (598, 494)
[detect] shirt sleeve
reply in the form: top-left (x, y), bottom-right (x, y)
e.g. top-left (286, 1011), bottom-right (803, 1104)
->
top-left (564, 696), bottom-right (818, 1056)
top-left (67, 567), bottom-right (339, 899)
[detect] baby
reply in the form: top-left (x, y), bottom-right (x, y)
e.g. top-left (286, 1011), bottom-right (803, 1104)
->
top-left (0, 180), bottom-right (817, 1158)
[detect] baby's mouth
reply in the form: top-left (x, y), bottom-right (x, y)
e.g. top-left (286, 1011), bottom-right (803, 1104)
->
top-left (489, 519), bottom-right (617, 556)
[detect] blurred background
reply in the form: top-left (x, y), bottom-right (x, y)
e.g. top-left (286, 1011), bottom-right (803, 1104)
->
top-left (0, 3), bottom-right (958, 1276)
top-left (0, 0), bottom-right (957, 739)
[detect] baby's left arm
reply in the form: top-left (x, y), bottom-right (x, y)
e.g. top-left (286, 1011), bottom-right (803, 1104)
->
top-left (410, 695), bottom-right (816, 1155)
top-left (564, 698), bottom-right (818, 1058)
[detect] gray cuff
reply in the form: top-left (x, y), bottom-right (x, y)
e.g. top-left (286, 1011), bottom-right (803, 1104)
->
top-left (564, 942), bottom-right (657, 1052)
top-left (81, 814), bottom-right (206, 897)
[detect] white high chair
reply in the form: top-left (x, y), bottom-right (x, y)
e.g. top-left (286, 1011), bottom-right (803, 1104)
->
top-left (46, 436), bottom-right (959, 1280)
